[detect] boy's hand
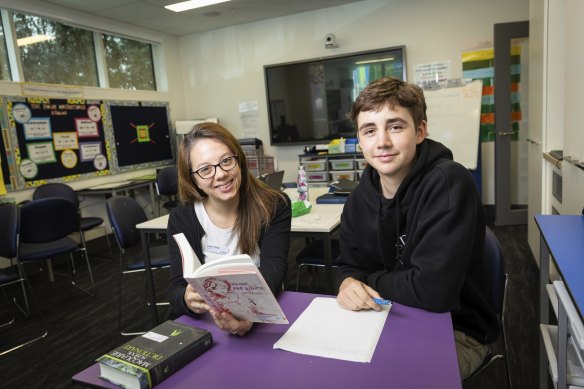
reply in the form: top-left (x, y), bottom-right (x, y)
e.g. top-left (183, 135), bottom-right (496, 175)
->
top-left (337, 277), bottom-right (382, 311)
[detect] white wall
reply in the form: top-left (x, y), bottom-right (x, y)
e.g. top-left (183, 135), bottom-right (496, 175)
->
top-left (527, 0), bottom-right (584, 263)
top-left (176, 0), bottom-right (530, 191)
top-left (536, 0), bottom-right (584, 217)
top-left (559, 0), bottom-right (584, 215)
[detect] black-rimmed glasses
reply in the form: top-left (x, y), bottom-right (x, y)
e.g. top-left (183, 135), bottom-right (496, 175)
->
top-left (191, 155), bottom-right (238, 179)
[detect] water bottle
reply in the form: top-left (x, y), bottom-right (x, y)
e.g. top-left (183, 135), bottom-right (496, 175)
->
top-left (297, 165), bottom-right (309, 201)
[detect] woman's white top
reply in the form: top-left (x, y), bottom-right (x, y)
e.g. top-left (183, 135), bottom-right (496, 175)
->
top-left (194, 202), bottom-right (260, 266)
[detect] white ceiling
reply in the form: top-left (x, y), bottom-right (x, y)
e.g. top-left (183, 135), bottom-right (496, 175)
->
top-left (37, 0), bottom-right (365, 36)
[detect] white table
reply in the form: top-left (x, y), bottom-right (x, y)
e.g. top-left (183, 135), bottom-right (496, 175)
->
top-left (77, 177), bottom-right (159, 218)
top-left (136, 187), bottom-right (344, 324)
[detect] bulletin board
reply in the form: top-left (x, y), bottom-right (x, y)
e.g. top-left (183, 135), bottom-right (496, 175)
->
top-left (424, 80), bottom-right (483, 170)
top-left (105, 101), bottom-right (174, 172)
top-left (0, 96), bottom-right (175, 191)
top-left (5, 97), bottom-right (110, 188)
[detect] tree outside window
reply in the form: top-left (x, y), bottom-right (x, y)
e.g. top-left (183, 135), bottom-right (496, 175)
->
top-left (0, 18), bottom-right (11, 81)
top-left (103, 34), bottom-right (156, 91)
top-left (13, 13), bottom-right (98, 86)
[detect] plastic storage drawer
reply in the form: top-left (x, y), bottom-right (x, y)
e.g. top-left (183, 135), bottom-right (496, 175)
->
top-left (331, 171), bottom-right (356, 181)
top-left (356, 158), bottom-right (368, 170)
top-left (302, 159), bottom-right (327, 171)
top-left (330, 159), bottom-right (354, 170)
top-left (307, 172), bottom-right (328, 181)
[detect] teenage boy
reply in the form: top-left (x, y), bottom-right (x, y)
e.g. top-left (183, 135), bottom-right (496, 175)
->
top-left (336, 77), bottom-right (498, 379)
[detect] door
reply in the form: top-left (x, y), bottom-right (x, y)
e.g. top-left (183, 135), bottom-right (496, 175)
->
top-left (494, 21), bottom-right (529, 226)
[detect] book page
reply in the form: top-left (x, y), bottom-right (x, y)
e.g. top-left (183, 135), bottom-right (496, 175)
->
top-left (273, 297), bottom-right (390, 363)
top-left (173, 233), bottom-right (202, 275)
top-left (194, 255), bottom-right (255, 277)
top-left (174, 232), bottom-right (255, 277)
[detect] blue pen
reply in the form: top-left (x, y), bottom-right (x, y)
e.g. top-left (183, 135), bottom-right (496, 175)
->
top-left (373, 297), bottom-right (392, 305)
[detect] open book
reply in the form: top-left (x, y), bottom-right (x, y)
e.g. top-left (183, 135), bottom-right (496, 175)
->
top-left (173, 233), bottom-right (288, 324)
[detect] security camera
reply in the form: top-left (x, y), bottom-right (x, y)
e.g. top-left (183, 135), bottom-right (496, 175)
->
top-left (325, 33), bottom-right (338, 49)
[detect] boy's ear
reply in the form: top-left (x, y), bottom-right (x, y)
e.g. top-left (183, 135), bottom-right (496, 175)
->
top-left (416, 121), bottom-right (428, 144)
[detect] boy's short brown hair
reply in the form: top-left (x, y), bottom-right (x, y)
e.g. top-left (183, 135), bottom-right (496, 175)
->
top-left (349, 77), bottom-right (427, 130)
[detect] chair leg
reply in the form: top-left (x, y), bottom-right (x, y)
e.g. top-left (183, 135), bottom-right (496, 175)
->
top-left (0, 267), bottom-right (49, 356)
top-left (143, 274), bottom-right (170, 307)
top-left (46, 259), bottom-right (55, 282)
top-left (501, 321), bottom-right (512, 389)
top-left (0, 289), bottom-right (16, 328)
top-left (70, 247), bottom-right (97, 298)
top-left (80, 229), bottom-right (113, 263)
top-left (12, 263), bottom-right (32, 318)
top-left (295, 263), bottom-right (305, 292)
top-left (118, 254), bottom-right (146, 336)
top-left (103, 226), bottom-right (113, 253)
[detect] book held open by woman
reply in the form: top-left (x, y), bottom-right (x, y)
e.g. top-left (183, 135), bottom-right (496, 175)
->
top-left (173, 233), bottom-right (288, 324)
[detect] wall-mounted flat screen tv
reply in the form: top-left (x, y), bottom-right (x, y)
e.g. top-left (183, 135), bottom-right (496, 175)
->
top-left (264, 46), bottom-right (406, 146)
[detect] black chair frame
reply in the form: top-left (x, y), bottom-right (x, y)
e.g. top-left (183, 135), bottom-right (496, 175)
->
top-left (106, 196), bottom-right (170, 336)
top-left (155, 166), bottom-right (178, 214)
top-left (0, 203), bottom-right (48, 355)
top-left (463, 227), bottom-right (511, 387)
top-left (295, 238), bottom-right (340, 291)
top-left (33, 182), bottom-right (111, 262)
top-left (18, 197), bottom-right (96, 297)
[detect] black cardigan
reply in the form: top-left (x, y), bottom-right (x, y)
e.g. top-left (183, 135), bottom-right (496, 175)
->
top-left (167, 196), bottom-right (291, 318)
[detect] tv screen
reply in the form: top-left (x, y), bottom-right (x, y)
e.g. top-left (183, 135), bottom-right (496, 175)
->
top-left (264, 46), bottom-right (406, 146)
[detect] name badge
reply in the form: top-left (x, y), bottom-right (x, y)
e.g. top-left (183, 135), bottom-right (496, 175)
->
top-left (206, 244), bottom-right (229, 255)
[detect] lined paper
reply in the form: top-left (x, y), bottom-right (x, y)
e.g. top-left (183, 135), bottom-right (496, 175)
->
top-left (273, 297), bottom-right (390, 363)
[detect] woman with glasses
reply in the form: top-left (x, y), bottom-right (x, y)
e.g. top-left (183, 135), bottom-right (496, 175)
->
top-left (167, 123), bottom-right (291, 336)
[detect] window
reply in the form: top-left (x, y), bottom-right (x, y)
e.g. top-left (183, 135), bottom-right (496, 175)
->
top-left (13, 13), bottom-right (98, 86)
top-left (103, 34), bottom-right (156, 91)
top-left (0, 18), bottom-right (10, 80)
top-left (1, 9), bottom-right (159, 91)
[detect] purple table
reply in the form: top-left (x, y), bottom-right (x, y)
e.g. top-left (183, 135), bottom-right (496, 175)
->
top-left (73, 291), bottom-right (461, 389)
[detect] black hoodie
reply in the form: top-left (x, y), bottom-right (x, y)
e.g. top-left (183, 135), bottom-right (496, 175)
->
top-left (337, 138), bottom-right (499, 344)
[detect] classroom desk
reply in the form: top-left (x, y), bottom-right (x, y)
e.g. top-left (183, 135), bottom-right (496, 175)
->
top-left (285, 187), bottom-right (344, 294)
top-left (535, 215), bottom-right (584, 389)
top-left (76, 177), bottom-right (158, 218)
top-left (135, 195), bottom-right (344, 325)
top-left (72, 291), bottom-right (462, 389)
top-left (289, 201), bottom-right (343, 293)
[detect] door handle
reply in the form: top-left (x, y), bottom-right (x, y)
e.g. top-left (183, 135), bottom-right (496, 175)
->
top-left (526, 137), bottom-right (542, 145)
top-left (497, 131), bottom-right (516, 136)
